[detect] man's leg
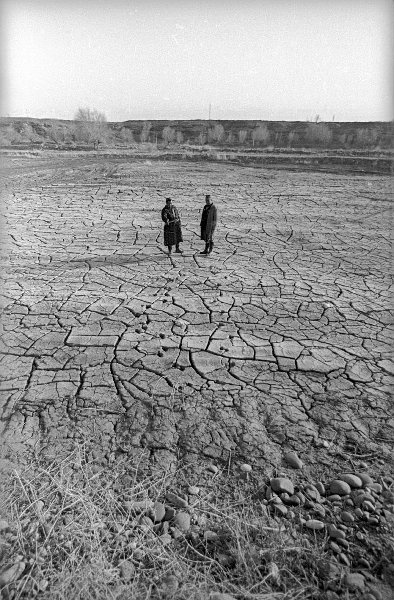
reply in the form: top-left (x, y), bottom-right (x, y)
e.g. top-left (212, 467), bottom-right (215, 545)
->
top-left (200, 242), bottom-right (209, 254)
top-left (175, 244), bottom-right (183, 253)
top-left (168, 245), bottom-right (172, 254)
top-left (208, 241), bottom-right (214, 254)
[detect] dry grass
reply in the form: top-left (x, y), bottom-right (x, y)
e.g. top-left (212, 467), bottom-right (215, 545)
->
top-left (0, 446), bottom-right (330, 600)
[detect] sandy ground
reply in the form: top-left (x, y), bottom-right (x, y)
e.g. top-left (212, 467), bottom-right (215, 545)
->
top-left (1, 152), bottom-right (393, 477)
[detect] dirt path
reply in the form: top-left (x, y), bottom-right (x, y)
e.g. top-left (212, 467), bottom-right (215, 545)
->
top-left (1, 153), bottom-right (393, 476)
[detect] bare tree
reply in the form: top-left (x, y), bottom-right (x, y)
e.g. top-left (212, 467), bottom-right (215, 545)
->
top-left (251, 122), bottom-right (270, 147)
top-left (208, 123), bottom-right (225, 144)
top-left (119, 127), bottom-right (134, 144)
top-left (162, 126), bottom-right (176, 146)
top-left (197, 131), bottom-right (207, 146)
top-left (305, 123), bottom-right (332, 146)
top-left (74, 107), bottom-right (108, 147)
top-left (176, 130), bottom-right (184, 145)
top-left (238, 129), bottom-right (248, 144)
top-left (356, 127), bottom-right (379, 147)
top-left (140, 121), bottom-right (152, 143)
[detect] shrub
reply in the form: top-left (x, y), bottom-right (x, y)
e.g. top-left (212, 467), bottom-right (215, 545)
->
top-left (305, 123), bottom-right (332, 146)
top-left (238, 129), bottom-right (248, 144)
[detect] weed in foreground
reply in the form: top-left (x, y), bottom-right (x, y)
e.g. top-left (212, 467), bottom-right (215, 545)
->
top-left (0, 446), bottom-right (330, 600)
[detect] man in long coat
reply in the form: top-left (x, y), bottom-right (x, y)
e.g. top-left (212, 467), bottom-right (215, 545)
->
top-left (161, 197), bottom-right (183, 254)
top-left (200, 194), bottom-right (217, 254)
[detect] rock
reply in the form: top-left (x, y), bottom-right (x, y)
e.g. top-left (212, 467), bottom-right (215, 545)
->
top-left (207, 464), bottom-right (219, 474)
top-left (328, 525), bottom-right (346, 540)
top-left (272, 504), bottom-right (288, 517)
top-left (0, 561), bottom-right (26, 586)
top-left (151, 502), bottom-right (166, 522)
top-left (119, 560), bottom-right (135, 582)
top-left (158, 574), bottom-right (179, 596)
top-left (204, 530), bottom-right (219, 542)
top-left (166, 492), bottom-right (188, 509)
top-left (164, 506), bottom-right (176, 520)
top-left (317, 558), bottom-right (341, 580)
top-left (305, 519), bottom-right (325, 531)
top-left (139, 515), bottom-right (154, 529)
top-left (304, 484), bottom-right (322, 502)
top-left (328, 494), bottom-right (343, 502)
top-left (338, 474), bottom-right (363, 488)
top-left (362, 500), bottom-right (375, 513)
top-left (313, 504), bottom-right (326, 518)
top-left (284, 451), bottom-right (303, 469)
top-left (357, 473), bottom-right (374, 487)
top-left (270, 477), bottom-right (294, 495)
top-left (159, 533), bottom-right (173, 546)
top-left (369, 483), bottom-right (382, 494)
top-left (282, 494), bottom-right (300, 506)
top-left (339, 553), bottom-right (350, 566)
top-left (366, 585), bottom-right (384, 599)
top-left (188, 486), bottom-right (200, 495)
top-left (173, 511), bottom-right (191, 532)
top-left (343, 572), bottom-right (365, 591)
top-left (329, 480), bottom-right (351, 496)
top-left (315, 482), bottom-right (326, 496)
top-left (340, 511), bottom-right (354, 523)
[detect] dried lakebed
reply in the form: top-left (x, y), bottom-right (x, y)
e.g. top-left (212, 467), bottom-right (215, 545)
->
top-left (1, 154), bottom-right (393, 477)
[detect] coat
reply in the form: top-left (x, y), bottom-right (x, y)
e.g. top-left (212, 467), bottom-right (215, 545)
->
top-left (161, 204), bottom-right (183, 246)
top-left (200, 204), bottom-right (217, 242)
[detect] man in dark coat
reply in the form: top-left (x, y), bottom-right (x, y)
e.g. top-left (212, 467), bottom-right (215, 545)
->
top-left (161, 197), bottom-right (183, 254)
top-left (200, 194), bottom-right (217, 254)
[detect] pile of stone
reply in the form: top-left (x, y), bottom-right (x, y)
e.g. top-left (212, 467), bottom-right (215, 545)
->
top-left (262, 451), bottom-right (394, 597)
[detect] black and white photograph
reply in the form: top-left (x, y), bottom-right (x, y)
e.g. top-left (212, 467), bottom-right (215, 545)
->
top-left (0, 1), bottom-right (393, 598)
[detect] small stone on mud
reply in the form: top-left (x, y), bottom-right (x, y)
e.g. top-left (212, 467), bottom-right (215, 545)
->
top-left (284, 451), bottom-right (303, 469)
top-left (166, 492), bottom-right (188, 508)
top-left (329, 480), bottom-right (351, 496)
top-left (174, 511), bottom-right (191, 532)
top-left (119, 560), bottom-right (135, 582)
top-left (338, 473), bottom-right (363, 488)
top-left (270, 477), bottom-right (294, 495)
top-left (305, 519), bottom-right (325, 530)
top-left (343, 572), bottom-right (365, 591)
top-left (188, 485), bottom-right (200, 495)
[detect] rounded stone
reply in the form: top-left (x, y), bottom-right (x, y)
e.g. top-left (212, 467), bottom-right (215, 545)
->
top-left (151, 502), bottom-right (166, 522)
top-left (369, 482), bottom-right (382, 494)
top-left (272, 503), bottom-right (288, 517)
top-left (338, 473), bottom-right (363, 488)
top-left (188, 486), bottom-right (200, 495)
top-left (305, 519), bottom-right (325, 531)
top-left (315, 482), bottom-right (326, 496)
top-left (284, 451), bottom-right (303, 469)
top-left (343, 572), bottom-right (365, 591)
top-left (270, 477), bottom-right (294, 495)
top-left (340, 511), bottom-right (355, 523)
top-left (329, 480), bottom-right (351, 496)
top-left (173, 511), bottom-right (191, 532)
top-left (356, 473), bottom-right (374, 487)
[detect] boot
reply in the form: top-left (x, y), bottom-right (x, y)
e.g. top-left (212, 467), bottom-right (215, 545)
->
top-left (208, 241), bottom-right (214, 254)
top-left (175, 244), bottom-right (183, 253)
top-left (200, 243), bottom-right (209, 255)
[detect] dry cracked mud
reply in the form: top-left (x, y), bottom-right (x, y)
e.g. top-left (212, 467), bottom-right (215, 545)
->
top-left (1, 153), bottom-right (393, 479)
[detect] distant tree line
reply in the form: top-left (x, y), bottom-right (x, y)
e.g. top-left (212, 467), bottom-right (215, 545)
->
top-left (0, 110), bottom-right (390, 150)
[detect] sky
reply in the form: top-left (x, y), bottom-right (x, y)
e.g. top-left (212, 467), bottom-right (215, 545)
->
top-left (1, 0), bottom-right (393, 122)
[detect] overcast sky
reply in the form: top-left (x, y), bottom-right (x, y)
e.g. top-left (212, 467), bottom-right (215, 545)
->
top-left (1, 0), bottom-right (392, 122)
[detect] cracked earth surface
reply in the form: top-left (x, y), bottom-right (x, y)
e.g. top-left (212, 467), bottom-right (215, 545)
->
top-left (1, 155), bottom-right (393, 475)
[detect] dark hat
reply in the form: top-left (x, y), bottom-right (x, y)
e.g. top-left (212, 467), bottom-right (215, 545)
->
top-left (166, 197), bottom-right (172, 202)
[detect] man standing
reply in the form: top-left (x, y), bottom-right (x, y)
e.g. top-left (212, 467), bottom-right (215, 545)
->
top-left (161, 197), bottom-right (183, 254)
top-left (200, 194), bottom-right (217, 254)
